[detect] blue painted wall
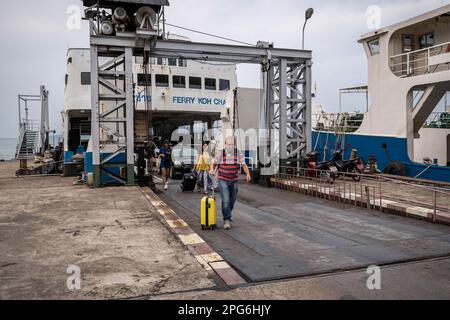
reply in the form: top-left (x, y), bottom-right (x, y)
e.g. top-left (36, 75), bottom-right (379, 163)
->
top-left (84, 152), bottom-right (93, 173)
top-left (312, 131), bottom-right (450, 183)
top-left (64, 151), bottom-right (75, 164)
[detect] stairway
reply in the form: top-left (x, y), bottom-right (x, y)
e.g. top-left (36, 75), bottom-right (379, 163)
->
top-left (16, 130), bottom-right (38, 159)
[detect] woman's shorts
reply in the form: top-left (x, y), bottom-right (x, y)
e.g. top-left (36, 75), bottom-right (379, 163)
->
top-left (160, 162), bottom-right (171, 169)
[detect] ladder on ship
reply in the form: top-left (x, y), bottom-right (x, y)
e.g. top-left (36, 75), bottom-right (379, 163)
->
top-left (15, 125), bottom-right (38, 159)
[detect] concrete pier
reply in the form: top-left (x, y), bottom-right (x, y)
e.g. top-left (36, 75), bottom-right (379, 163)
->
top-left (1, 160), bottom-right (450, 299)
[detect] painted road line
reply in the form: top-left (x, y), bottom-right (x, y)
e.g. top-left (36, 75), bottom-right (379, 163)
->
top-left (140, 187), bottom-right (247, 286)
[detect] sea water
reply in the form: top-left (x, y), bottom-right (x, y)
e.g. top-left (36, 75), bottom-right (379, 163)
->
top-left (0, 138), bottom-right (17, 161)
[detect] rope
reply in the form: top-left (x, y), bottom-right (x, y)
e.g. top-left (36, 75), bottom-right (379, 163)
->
top-left (165, 22), bottom-right (255, 47)
top-left (414, 164), bottom-right (433, 179)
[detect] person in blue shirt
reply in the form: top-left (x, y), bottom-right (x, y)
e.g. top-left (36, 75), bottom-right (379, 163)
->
top-left (159, 140), bottom-right (172, 190)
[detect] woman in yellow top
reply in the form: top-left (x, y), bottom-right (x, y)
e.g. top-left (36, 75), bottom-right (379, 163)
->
top-left (195, 143), bottom-right (213, 194)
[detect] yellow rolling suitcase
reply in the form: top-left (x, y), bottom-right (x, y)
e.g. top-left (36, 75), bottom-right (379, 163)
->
top-left (201, 193), bottom-right (217, 230)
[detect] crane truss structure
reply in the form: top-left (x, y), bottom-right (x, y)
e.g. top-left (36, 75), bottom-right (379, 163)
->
top-left (86, 1), bottom-right (312, 187)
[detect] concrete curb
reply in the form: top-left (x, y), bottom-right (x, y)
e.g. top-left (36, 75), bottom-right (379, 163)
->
top-left (140, 187), bottom-right (247, 287)
top-left (271, 178), bottom-right (450, 224)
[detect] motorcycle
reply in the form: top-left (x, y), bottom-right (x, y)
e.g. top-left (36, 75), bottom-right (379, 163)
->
top-left (330, 150), bottom-right (365, 182)
top-left (306, 151), bottom-right (338, 182)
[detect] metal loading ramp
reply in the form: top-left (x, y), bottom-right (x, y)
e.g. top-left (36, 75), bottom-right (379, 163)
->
top-left (158, 180), bottom-right (450, 283)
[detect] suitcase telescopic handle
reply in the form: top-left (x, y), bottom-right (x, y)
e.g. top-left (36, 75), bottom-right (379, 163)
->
top-left (205, 197), bottom-right (209, 226)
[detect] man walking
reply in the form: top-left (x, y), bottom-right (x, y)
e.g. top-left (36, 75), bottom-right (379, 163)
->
top-left (211, 136), bottom-right (251, 230)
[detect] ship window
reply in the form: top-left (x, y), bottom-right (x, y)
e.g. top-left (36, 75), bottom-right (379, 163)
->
top-left (173, 75), bottom-right (186, 88)
top-left (368, 39), bottom-right (380, 55)
top-left (178, 59), bottom-right (187, 67)
top-left (419, 32), bottom-right (434, 49)
top-left (137, 73), bottom-right (152, 86)
top-left (157, 57), bottom-right (166, 65)
top-left (189, 77), bottom-right (202, 89)
top-left (219, 79), bottom-right (230, 91)
top-left (168, 58), bottom-right (177, 66)
top-left (156, 74), bottom-right (169, 87)
top-left (205, 78), bottom-right (217, 90)
top-left (65, 74), bottom-right (68, 86)
top-left (135, 56), bottom-right (144, 64)
top-left (81, 72), bottom-right (91, 85)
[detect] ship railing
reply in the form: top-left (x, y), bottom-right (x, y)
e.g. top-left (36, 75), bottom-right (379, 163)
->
top-left (15, 127), bottom-right (26, 158)
top-left (424, 112), bottom-right (450, 129)
top-left (15, 120), bottom-right (40, 158)
top-left (312, 112), bottom-right (364, 133)
top-left (20, 119), bottom-right (40, 131)
top-left (272, 166), bottom-right (450, 224)
top-left (390, 41), bottom-right (450, 77)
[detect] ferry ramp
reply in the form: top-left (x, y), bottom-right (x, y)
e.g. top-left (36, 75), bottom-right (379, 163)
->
top-left (158, 178), bottom-right (450, 283)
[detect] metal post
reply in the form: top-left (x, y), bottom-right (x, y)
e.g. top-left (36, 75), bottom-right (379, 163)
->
top-left (40, 86), bottom-right (46, 154)
top-left (365, 186), bottom-right (371, 209)
top-left (302, 20), bottom-right (306, 50)
top-left (125, 47), bottom-right (135, 185)
top-left (46, 88), bottom-right (50, 149)
top-left (433, 189), bottom-right (437, 222)
top-left (18, 96), bottom-right (21, 129)
top-left (305, 60), bottom-right (312, 153)
top-left (90, 45), bottom-right (101, 187)
top-left (267, 64), bottom-right (274, 163)
top-left (379, 177), bottom-right (382, 212)
top-left (279, 59), bottom-right (288, 161)
top-left (25, 100), bottom-right (29, 124)
top-left (40, 86), bottom-right (50, 151)
top-left (162, 7), bottom-right (166, 39)
top-left (366, 89), bottom-right (369, 113)
top-left (406, 53), bottom-right (410, 76)
top-left (343, 182), bottom-right (346, 204)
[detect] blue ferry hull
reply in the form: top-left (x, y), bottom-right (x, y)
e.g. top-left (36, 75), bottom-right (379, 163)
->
top-left (312, 131), bottom-right (450, 183)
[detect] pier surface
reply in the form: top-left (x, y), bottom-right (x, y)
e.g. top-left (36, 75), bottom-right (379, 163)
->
top-left (0, 161), bottom-right (216, 299)
top-left (159, 179), bottom-right (450, 283)
top-left (1, 160), bottom-right (450, 299)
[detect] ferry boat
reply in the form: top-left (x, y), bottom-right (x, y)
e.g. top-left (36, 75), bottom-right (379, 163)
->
top-left (312, 5), bottom-right (450, 182)
top-left (62, 35), bottom-right (240, 175)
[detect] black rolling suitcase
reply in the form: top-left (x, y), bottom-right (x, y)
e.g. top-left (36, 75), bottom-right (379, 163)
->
top-left (180, 172), bottom-right (197, 192)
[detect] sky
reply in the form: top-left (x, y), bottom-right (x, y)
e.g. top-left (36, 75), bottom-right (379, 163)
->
top-left (0, 0), bottom-right (448, 138)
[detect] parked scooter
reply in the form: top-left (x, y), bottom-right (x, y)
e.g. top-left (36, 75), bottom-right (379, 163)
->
top-left (330, 150), bottom-right (365, 181)
top-left (306, 151), bottom-right (338, 182)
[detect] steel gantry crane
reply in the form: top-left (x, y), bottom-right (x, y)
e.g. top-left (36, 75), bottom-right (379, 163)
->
top-left (82, 0), bottom-right (312, 187)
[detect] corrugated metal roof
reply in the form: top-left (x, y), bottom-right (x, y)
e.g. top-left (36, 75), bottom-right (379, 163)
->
top-left (82, 0), bottom-right (169, 7)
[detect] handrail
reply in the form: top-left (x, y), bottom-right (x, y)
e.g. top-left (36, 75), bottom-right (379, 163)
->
top-left (389, 41), bottom-right (450, 77)
top-left (277, 165), bottom-right (450, 197)
top-left (313, 112), bottom-right (364, 132)
top-left (274, 165), bottom-right (450, 219)
top-left (20, 119), bottom-right (40, 131)
top-left (15, 126), bottom-right (26, 158)
top-left (425, 112), bottom-right (450, 128)
top-left (390, 41), bottom-right (450, 59)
